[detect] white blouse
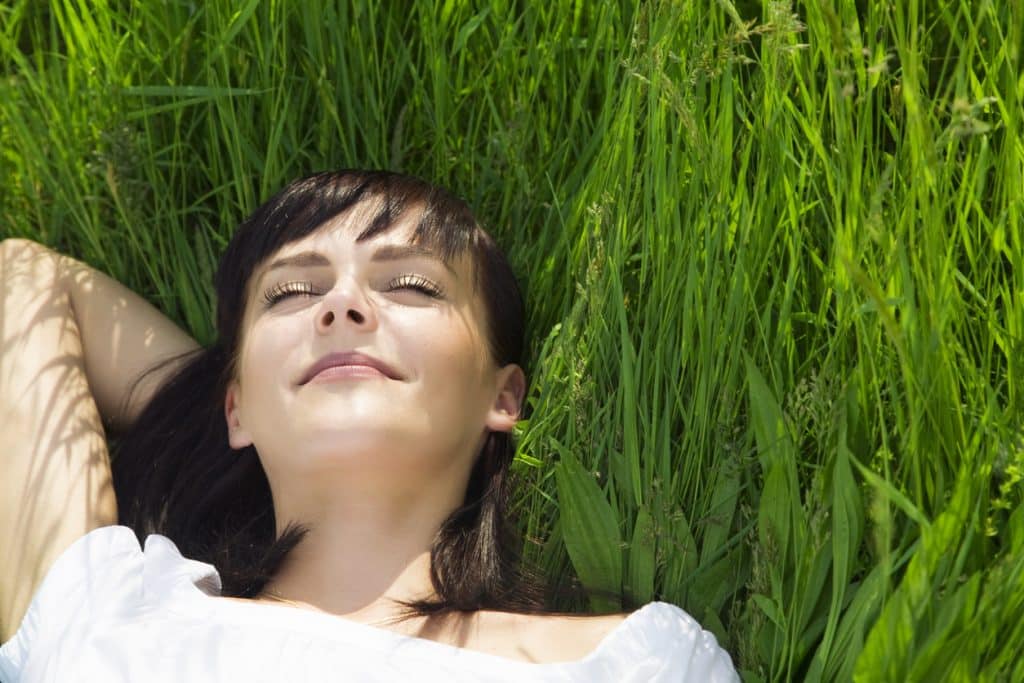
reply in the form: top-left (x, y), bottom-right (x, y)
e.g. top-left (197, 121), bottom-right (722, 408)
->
top-left (0, 526), bottom-right (738, 682)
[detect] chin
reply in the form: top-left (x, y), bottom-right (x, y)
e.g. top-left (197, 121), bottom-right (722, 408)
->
top-left (285, 428), bottom-right (421, 466)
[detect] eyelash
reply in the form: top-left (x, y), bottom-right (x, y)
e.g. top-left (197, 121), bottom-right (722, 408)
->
top-left (261, 275), bottom-right (443, 307)
top-left (386, 274), bottom-right (444, 298)
top-left (262, 281), bottom-right (320, 307)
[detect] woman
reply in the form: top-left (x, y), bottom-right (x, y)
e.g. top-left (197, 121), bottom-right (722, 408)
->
top-left (0, 170), bottom-right (737, 681)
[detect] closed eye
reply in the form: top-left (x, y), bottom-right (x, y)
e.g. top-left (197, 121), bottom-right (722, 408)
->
top-left (262, 281), bottom-right (321, 307)
top-left (386, 274), bottom-right (444, 298)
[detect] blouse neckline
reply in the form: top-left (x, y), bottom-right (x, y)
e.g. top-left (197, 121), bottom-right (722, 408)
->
top-left (170, 568), bottom-right (656, 671)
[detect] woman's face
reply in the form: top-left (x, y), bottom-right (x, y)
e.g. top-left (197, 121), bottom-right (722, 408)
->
top-left (223, 204), bottom-right (523, 497)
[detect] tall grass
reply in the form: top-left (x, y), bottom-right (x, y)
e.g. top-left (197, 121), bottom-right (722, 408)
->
top-left (1, 0), bottom-right (1021, 679)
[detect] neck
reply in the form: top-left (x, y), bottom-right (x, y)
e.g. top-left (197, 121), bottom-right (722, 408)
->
top-left (258, 467), bottom-right (469, 624)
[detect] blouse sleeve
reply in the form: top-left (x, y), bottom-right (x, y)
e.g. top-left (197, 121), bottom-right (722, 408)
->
top-left (0, 526), bottom-right (144, 682)
top-left (637, 602), bottom-right (740, 682)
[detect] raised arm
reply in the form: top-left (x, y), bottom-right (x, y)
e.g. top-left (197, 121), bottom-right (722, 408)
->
top-left (0, 238), bottom-right (199, 641)
top-left (38, 240), bottom-right (201, 428)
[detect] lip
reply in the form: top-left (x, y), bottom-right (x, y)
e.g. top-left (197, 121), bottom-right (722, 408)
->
top-left (299, 351), bottom-right (403, 385)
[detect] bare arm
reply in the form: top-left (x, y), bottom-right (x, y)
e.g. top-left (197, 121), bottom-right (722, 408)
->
top-left (52, 242), bottom-right (201, 429)
top-left (0, 238), bottom-right (199, 641)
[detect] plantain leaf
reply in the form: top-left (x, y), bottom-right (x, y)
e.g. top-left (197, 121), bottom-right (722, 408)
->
top-left (627, 505), bottom-right (656, 604)
top-left (753, 593), bottom-right (787, 630)
top-left (744, 354), bottom-right (794, 471)
top-left (819, 439), bottom-right (863, 662)
top-left (700, 468), bottom-right (740, 566)
top-left (555, 448), bottom-right (622, 611)
top-left (745, 355), bottom-right (801, 566)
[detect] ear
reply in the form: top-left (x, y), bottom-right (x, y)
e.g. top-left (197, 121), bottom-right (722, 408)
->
top-left (485, 364), bottom-right (526, 433)
top-left (224, 380), bottom-right (254, 449)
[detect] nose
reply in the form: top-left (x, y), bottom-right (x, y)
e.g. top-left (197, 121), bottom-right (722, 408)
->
top-left (315, 283), bottom-right (376, 334)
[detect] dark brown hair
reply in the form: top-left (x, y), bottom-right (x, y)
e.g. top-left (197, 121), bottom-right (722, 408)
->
top-left (113, 170), bottom-right (546, 618)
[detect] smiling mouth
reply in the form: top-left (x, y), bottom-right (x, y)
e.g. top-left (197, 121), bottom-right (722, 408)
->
top-left (299, 351), bottom-right (403, 385)
top-left (307, 364), bottom-right (388, 383)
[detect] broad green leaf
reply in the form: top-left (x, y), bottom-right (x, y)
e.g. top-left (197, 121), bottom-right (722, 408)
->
top-left (671, 507), bottom-right (699, 579)
top-left (612, 262), bottom-right (642, 508)
top-left (744, 354), bottom-right (794, 471)
top-left (832, 444), bottom-right (862, 597)
top-left (554, 449), bottom-right (622, 611)
top-left (700, 469), bottom-right (740, 566)
top-left (627, 505), bottom-right (656, 604)
top-left (752, 593), bottom-right (787, 630)
top-left (794, 543), bottom-right (833, 653)
top-left (689, 545), bottom-right (748, 615)
top-left (758, 462), bottom-right (793, 568)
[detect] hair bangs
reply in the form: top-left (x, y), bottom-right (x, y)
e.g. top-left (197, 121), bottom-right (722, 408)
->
top-left (353, 183), bottom-right (480, 269)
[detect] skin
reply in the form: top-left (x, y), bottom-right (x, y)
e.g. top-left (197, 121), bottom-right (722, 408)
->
top-left (221, 205), bottom-right (631, 660)
top-left (224, 203), bottom-right (526, 623)
top-left (0, 238), bottom-right (198, 642)
top-left (0, 226), bottom-right (627, 662)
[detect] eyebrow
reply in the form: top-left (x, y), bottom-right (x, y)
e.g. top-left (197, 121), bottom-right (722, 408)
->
top-left (259, 244), bottom-right (455, 282)
top-left (263, 251), bottom-right (332, 274)
top-left (370, 244), bottom-right (455, 274)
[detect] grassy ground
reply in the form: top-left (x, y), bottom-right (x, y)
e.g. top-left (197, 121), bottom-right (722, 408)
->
top-left (1, 1), bottom-right (1021, 680)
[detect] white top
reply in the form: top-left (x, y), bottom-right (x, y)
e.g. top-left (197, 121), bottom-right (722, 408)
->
top-left (0, 526), bottom-right (738, 682)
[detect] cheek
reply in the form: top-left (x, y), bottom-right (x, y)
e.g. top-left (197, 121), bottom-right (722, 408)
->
top-left (238, 318), bottom-right (304, 390)
top-left (399, 310), bottom-right (492, 395)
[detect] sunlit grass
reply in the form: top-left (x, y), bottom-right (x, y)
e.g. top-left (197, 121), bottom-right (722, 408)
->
top-left (1, 1), bottom-right (1021, 679)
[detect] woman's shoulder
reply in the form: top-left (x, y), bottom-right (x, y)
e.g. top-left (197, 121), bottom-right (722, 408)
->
top-left (14, 526), bottom-right (145, 607)
top-left (5, 525), bottom-right (216, 631)
top-left (23, 525), bottom-right (214, 581)
top-left (477, 601), bottom-right (738, 678)
top-left (0, 526), bottom-right (146, 677)
top-left (468, 608), bottom-right (627, 663)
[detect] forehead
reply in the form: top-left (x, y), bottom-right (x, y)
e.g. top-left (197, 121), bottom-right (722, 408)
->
top-left (249, 202), bottom-right (476, 292)
top-left (268, 202), bottom-right (416, 257)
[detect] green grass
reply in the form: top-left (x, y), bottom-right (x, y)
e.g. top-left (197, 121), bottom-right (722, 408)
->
top-left (1, 0), bottom-right (1021, 679)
